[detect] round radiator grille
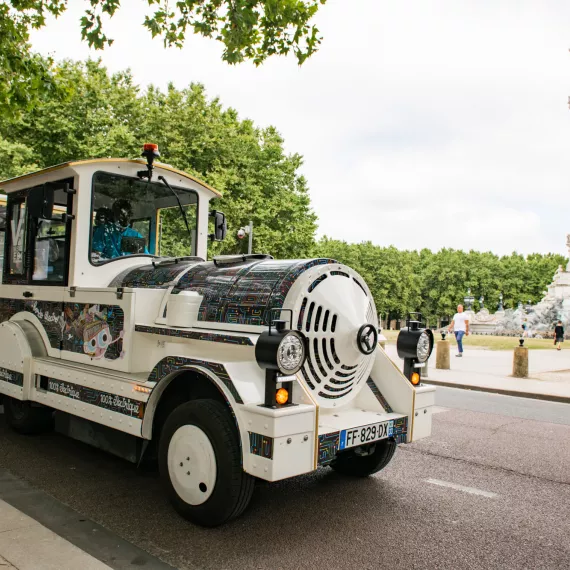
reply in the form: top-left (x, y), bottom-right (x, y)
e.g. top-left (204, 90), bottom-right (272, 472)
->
top-left (286, 264), bottom-right (378, 407)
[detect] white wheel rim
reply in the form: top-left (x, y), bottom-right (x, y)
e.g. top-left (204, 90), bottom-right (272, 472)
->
top-left (167, 425), bottom-right (217, 505)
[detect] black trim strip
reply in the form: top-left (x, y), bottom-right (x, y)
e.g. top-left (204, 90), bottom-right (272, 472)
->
top-left (249, 432), bottom-right (274, 459)
top-left (135, 324), bottom-right (253, 346)
top-left (0, 367), bottom-right (23, 387)
top-left (318, 432), bottom-right (340, 466)
top-left (366, 377), bottom-right (393, 413)
top-left (147, 356), bottom-right (244, 404)
top-left (43, 377), bottom-right (144, 418)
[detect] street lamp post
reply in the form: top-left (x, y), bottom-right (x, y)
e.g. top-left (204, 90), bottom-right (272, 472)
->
top-left (498, 293), bottom-right (504, 311)
top-left (464, 288), bottom-right (474, 311)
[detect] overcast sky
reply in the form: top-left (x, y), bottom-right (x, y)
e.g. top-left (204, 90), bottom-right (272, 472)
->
top-left (30, 0), bottom-right (570, 256)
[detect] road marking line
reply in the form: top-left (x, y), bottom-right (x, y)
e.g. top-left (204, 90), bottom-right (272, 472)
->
top-left (425, 478), bottom-right (497, 498)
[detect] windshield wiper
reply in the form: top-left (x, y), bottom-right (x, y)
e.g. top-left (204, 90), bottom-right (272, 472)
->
top-left (157, 175), bottom-right (193, 242)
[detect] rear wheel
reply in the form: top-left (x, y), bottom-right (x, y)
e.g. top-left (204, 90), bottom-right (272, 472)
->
top-left (331, 438), bottom-right (397, 477)
top-left (159, 399), bottom-right (254, 527)
top-left (4, 397), bottom-right (54, 435)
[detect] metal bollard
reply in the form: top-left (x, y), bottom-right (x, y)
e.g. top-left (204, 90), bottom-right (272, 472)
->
top-left (512, 338), bottom-right (528, 378)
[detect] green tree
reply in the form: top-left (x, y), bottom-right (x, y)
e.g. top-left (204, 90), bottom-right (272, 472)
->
top-left (2, 1), bottom-right (325, 115)
top-left (0, 58), bottom-right (317, 259)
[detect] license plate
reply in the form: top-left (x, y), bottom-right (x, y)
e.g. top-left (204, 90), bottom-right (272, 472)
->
top-left (339, 420), bottom-right (394, 450)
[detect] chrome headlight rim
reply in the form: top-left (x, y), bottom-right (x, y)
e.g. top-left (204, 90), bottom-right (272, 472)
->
top-left (416, 330), bottom-right (431, 362)
top-left (276, 331), bottom-right (306, 375)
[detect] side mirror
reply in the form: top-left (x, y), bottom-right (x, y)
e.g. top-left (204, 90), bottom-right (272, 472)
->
top-left (28, 185), bottom-right (55, 220)
top-left (210, 210), bottom-right (227, 241)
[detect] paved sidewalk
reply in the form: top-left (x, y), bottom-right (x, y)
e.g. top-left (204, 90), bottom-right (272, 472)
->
top-left (0, 499), bottom-right (112, 570)
top-left (384, 344), bottom-right (570, 402)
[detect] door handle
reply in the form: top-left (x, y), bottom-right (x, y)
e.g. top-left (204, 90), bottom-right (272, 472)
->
top-left (22, 291), bottom-right (33, 298)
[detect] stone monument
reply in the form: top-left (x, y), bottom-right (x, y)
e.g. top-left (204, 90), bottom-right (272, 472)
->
top-left (531, 234), bottom-right (570, 325)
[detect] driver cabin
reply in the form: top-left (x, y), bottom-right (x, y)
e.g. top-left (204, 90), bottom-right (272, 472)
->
top-left (0, 155), bottom-right (221, 289)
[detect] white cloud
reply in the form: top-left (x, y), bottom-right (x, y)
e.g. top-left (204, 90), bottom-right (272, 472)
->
top-left (29, 0), bottom-right (570, 256)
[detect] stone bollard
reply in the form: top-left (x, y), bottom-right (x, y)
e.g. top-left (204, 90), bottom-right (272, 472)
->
top-left (513, 339), bottom-right (529, 378)
top-left (436, 337), bottom-right (450, 370)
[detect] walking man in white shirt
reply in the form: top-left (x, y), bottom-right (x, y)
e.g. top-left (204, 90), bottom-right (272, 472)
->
top-left (448, 304), bottom-right (470, 357)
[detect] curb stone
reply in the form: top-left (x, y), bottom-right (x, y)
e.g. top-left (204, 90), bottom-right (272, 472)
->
top-left (422, 379), bottom-right (570, 404)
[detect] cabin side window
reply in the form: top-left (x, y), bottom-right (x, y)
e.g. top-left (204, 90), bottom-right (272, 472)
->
top-left (90, 171), bottom-right (199, 265)
top-left (3, 181), bottom-right (73, 286)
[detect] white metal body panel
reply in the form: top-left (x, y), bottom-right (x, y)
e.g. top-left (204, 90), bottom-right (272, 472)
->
top-left (32, 356), bottom-right (147, 438)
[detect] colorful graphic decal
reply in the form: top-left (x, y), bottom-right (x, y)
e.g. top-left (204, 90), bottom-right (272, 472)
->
top-left (172, 258), bottom-right (336, 326)
top-left (366, 378), bottom-right (393, 413)
top-left (63, 304), bottom-right (125, 360)
top-left (135, 324), bottom-right (253, 346)
top-left (109, 260), bottom-right (201, 289)
top-left (249, 432), bottom-right (274, 459)
top-left (0, 298), bottom-right (63, 349)
top-left (318, 432), bottom-right (340, 466)
top-left (147, 356), bottom-right (244, 404)
top-left (392, 416), bottom-right (408, 444)
top-left (44, 377), bottom-right (144, 418)
top-left (0, 366), bottom-right (24, 387)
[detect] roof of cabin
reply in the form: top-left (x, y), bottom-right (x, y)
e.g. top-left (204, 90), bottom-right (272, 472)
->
top-left (0, 158), bottom-right (221, 197)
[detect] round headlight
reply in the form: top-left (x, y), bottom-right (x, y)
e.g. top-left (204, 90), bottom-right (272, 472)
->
top-left (277, 332), bottom-right (305, 374)
top-left (417, 331), bottom-right (431, 362)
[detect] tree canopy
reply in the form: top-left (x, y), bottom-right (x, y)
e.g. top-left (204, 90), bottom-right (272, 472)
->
top-left (315, 238), bottom-right (566, 324)
top-left (0, 58), bottom-right (317, 259)
top-left (0, 1), bottom-right (326, 114)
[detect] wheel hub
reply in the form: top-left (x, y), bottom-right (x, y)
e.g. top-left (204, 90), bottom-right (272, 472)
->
top-left (167, 425), bottom-right (217, 505)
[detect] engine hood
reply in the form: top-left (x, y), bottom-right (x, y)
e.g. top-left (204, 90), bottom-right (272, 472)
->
top-left (110, 257), bottom-right (337, 326)
top-left (111, 256), bottom-right (379, 408)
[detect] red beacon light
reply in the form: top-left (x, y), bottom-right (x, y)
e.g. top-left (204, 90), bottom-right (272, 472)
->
top-left (143, 143), bottom-right (159, 153)
top-left (138, 143), bottom-right (160, 181)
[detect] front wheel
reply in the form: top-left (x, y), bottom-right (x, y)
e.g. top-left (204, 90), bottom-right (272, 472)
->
top-left (331, 438), bottom-right (397, 477)
top-left (158, 399), bottom-right (254, 527)
top-left (4, 397), bottom-right (54, 435)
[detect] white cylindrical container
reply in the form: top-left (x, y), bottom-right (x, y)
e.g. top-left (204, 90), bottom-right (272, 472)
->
top-left (166, 291), bottom-right (202, 328)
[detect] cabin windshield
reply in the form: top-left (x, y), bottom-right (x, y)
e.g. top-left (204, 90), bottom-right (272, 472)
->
top-left (90, 171), bottom-right (198, 265)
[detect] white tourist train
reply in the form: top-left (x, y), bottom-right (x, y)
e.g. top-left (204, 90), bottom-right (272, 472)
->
top-left (0, 145), bottom-right (435, 526)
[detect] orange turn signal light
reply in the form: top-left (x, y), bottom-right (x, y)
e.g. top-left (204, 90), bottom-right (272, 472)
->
top-left (410, 372), bottom-right (421, 385)
top-left (276, 388), bottom-right (289, 405)
top-left (143, 142), bottom-right (159, 152)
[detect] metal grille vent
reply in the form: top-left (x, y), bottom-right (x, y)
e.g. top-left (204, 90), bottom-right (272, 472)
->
top-left (295, 270), bottom-right (376, 403)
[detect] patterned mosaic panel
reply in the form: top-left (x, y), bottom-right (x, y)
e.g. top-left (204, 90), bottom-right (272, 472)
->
top-left (0, 298), bottom-right (63, 349)
top-left (249, 432), bottom-right (274, 459)
top-left (318, 431), bottom-right (340, 466)
top-left (63, 304), bottom-right (125, 361)
top-left (147, 356), bottom-right (244, 404)
top-left (366, 377), bottom-right (394, 413)
top-left (173, 258), bottom-right (336, 326)
top-left (44, 377), bottom-right (144, 418)
top-left (392, 416), bottom-right (408, 444)
top-left (109, 260), bottom-right (201, 289)
top-left (134, 324), bottom-right (253, 346)
top-left (0, 367), bottom-right (24, 387)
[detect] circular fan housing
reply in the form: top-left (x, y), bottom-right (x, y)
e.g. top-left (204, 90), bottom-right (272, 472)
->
top-left (283, 263), bottom-right (378, 408)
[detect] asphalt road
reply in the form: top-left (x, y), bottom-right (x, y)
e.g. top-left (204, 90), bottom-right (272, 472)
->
top-left (0, 389), bottom-right (569, 570)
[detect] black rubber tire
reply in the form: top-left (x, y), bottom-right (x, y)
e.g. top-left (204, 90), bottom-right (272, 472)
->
top-left (331, 438), bottom-right (397, 477)
top-left (4, 397), bottom-right (54, 435)
top-left (158, 399), bottom-right (255, 527)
